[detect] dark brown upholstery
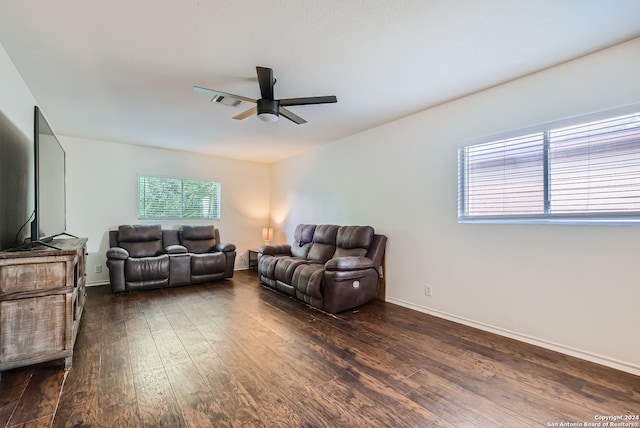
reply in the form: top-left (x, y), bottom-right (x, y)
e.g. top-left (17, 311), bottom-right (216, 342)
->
top-left (117, 224), bottom-right (163, 258)
top-left (333, 225), bottom-right (373, 258)
top-left (307, 225), bottom-right (339, 263)
top-left (290, 224), bottom-right (316, 258)
top-left (258, 224), bottom-right (387, 313)
top-left (106, 224), bottom-right (236, 292)
top-left (180, 225), bottom-right (216, 253)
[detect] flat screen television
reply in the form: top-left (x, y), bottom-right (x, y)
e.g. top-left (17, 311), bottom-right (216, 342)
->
top-left (30, 106), bottom-right (67, 244)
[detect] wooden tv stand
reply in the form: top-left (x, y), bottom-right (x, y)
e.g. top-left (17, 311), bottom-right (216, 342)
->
top-left (0, 238), bottom-right (87, 380)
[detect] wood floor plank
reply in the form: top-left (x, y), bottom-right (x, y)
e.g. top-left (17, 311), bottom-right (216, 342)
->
top-left (211, 338), bottom-right (325, 427)
top-left (96, 311), bottom-right (141, 428)
top-left (51, 288), bottom-right (104, 428)
top-left (0, 366), bottom-right (32, 427)
top-left (7, 361), bottom-right (65, 426)
top-left (51, 317), bottom-right (101, 426)
top-left (186, 340), bottom-right (265, 427)
top-left (9, 414), bottom-right (53, 428)
top-left (165, 299), bottom-right (268, 427)
top-left (132, 366), bottom-right (187, 428)
top-left (357, 303), bottom-right (638, 423)
top-left (213, 285), bottom-right (441, 427)
top-left (149, 322), bottom-right (192, 368)
top-left (96, 372), bottom-right (140, 427)
top-left (50, 343), bottom-right (100, 427)
top-left (252, 288), bottom-right (425, 395)
top-left (193, 300), bottom-right (330, 426)
top-left (164, 360), bottom-right (232, 428)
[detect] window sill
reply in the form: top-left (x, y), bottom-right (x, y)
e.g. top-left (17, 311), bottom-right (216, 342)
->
top-left (458, 217), bottom-right (640, 226)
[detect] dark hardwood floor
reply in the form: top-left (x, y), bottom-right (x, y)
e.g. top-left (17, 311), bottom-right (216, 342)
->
top-left (1, 269), bottom-right (638, 427)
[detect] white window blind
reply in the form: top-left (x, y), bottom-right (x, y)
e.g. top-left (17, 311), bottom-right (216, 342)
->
top-left (460, 132), bottom-right (545, 216)
top-left (138, 176), bottom-right (221, 220)
top-left (458, 112), bottom-right (640, 223)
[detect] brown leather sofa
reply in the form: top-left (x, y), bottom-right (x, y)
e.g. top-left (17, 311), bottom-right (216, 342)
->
top-left (106, 224), bottom-right (236, 292)
top-left (258, 224), bottom-right (387, 313)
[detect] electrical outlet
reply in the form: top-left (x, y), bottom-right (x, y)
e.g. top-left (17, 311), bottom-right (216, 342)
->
top-left (94, 265), bottom-right (102, 274)
top-left (424, 284), bottom-right (433, 297)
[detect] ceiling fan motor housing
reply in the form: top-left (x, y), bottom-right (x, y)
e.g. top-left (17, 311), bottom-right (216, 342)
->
top-left (256, 98), bottom-right (280, 122)
top-left (257, 99), bottom-right (280, 116)
top-left (257, 98), bottom-right (279, 116)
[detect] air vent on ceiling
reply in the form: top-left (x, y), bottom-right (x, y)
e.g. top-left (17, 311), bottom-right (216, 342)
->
top-left (211, 95), bottom-right (242, 108)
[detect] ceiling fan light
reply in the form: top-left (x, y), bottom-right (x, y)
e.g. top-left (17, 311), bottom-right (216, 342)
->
top-left (258, 112), bottom-right (279, 122)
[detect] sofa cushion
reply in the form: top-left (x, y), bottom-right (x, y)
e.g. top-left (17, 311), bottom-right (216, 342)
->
top-left (118, 224), bottom-right (163, 258)
top-left (290, 224), bottom-right (316, 258)
top-left (124, 254), bottom-right (169, 281)
top-left (292, 263), bottom-right (325, 300)
top-left (274, 257), bottom-right (308, 284)
top-left (191, 252), bottom-right (226, 275)
top-left (333, 226), bottom-right (374, 258)
top-left (180, 225), bottom-right (216, 254)
top-left (307, 225), bottom-right (339, 263)
top-left (258, 254), bottom-right (282, 279)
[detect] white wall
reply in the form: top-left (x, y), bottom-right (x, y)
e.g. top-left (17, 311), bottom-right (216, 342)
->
top-left (61, 137), bottom-right (271, 284)
top-left (270, 38), bottom-right (640, 375)
top-left (0, 43), bottom-right (36, 141)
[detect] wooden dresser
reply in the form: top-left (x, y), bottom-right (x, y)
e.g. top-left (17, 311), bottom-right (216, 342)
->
top-left (0, 238), bottom-right (87, 379)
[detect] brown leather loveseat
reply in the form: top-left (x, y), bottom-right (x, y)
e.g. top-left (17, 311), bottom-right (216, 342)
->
top-left (106, 224), bottom-right (236, 292)
top-left (258, 224), bottom-right (387, 313)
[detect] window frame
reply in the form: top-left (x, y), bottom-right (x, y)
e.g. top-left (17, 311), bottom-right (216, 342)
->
top-left (137, 174), bottom-right (221, 221)
top-left (458, 107), bottom-right (640, 225)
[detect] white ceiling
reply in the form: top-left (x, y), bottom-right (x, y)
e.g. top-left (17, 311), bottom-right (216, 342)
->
top-left (1, 1), bottom-right (640, 163)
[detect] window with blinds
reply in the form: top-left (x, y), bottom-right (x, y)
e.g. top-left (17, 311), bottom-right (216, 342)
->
top-left (458, 112), bottom-right (640, 223)
top-left (138, 176), bottom-right (221, 220)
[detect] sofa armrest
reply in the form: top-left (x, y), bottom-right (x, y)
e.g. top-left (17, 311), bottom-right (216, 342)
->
top-left (106, 247), bottom-right (128, 292)
top-left (259, 244), bottom-right (291, 256)
top-left (215, 242), bottom-right (236, 253)
top-left (325, 256), bottom-right (374, 272)
top-left (106, 247), bottom-right (129, 260)
top-left (165, 244), bottom-right (188, 254)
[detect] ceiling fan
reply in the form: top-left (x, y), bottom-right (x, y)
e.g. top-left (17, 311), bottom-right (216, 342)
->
top-left (193, 66), bottom-right (337, 124)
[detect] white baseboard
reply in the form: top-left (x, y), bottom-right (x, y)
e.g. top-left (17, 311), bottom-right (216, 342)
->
top-left (86, 280), bottom-right (110, 287)
top-left (386, 296), bottom-right (640, 377)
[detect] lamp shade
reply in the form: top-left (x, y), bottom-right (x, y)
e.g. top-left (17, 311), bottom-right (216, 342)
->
top-left (262, 227), bottom-right (273, 243)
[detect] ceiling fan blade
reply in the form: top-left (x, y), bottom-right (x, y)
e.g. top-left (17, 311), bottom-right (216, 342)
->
top-left (279, 95), bottom-right (338, 106)
top-left (193, 86), bottom-right (256, 104)
top-left (256, 67), bottom-right (274, 100)
top-left (279, 107), bottom-right (307, 125)
top-left (233, 106), bottom-right (257, 120)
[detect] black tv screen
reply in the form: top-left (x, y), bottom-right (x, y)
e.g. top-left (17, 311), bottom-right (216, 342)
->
top-left (31, 106), bottom-right (66, 243)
